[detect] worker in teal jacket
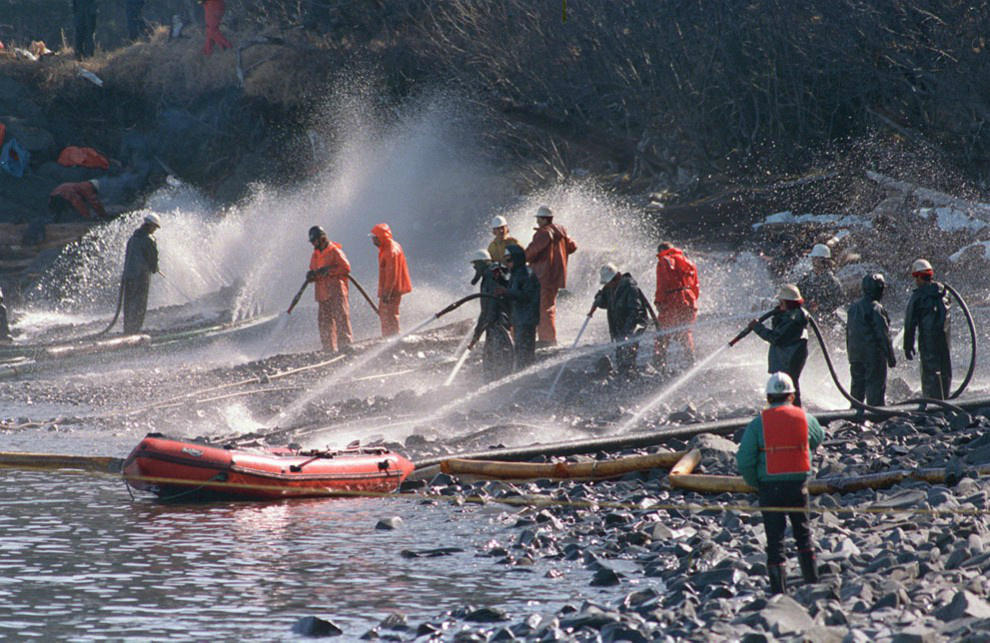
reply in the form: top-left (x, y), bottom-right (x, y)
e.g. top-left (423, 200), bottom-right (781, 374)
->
top-left (737, 371), bottom-right (825, 595)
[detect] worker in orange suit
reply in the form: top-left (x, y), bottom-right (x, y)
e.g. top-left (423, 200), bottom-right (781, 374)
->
top-left (523, 205), bottom-right (577, 346)
top-left (201, 0), bottom-right (232, 55)
top-left (307, 226), bottom-right (352, 353)
top-left (370, 223), bottom-right (412, 337)
top-left (653, 241), bottom-right (700, 370)
top-left (48, 180), bottom-right (107, 221)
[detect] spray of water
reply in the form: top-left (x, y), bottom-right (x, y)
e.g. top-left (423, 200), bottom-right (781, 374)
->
top-left (443, 324), bottom-right (476, 387)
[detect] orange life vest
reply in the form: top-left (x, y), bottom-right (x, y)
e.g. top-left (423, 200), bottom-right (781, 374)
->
top-left (761, 405), bottom-right (810, 475)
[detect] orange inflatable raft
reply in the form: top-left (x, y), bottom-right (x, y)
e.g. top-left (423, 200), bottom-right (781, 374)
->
top-left (122, 433), bottom-right (414, 500)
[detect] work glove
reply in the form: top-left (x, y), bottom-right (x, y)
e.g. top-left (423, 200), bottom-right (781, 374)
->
top-left (887, 354), bottom-right (897, 368)
top-left (305, 270), bottom-right (315, 282)
top-left (316, 267), bottom-right (330, 276)
top-left (904, 348), bottom-right (914, 361)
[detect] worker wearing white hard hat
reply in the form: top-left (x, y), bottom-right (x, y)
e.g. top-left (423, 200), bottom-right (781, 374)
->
top-left (748, 283), bottom-right (810, 406)
top-left (904, 258), bottom-right (952, 398)
top-left (467, 248), bottom-right (513, 380)
top-left (121, 211), bottom-right (162, 334)
top-left (592, 264), bottom-right (649, 376)
top-left (487, 215), bottom-right (518, 265)
top-left (736, 371), bottom-right (825, 596)
top-left (797, 241), bottom-right (844, 318)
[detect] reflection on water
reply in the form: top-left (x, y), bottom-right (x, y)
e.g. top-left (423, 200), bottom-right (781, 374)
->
top-left (0, 471), bottom-right (607, 639)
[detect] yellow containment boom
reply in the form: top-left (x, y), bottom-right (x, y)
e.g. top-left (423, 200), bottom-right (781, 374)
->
top-left (439, 451), bottom-right (685, 481)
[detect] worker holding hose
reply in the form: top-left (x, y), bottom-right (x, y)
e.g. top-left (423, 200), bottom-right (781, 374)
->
top-left (904, 259), bottom-right (952, 399)
top-left (466, 250), bottom-right (513, 381)
top-left (122, 213), bottom-right (161, 334)
top-left (653, 242), bottom-right (699, 370)
top-left (749, 284), bottom-right (809, 406)
top-left (797, 244), bottom-right (844, 331)
top-left (496, 244), bottom-right (541, 371)
top-left (594, 264), bottom-right (650, 377)
top-left (846, 273), bottom-right (896, 406)
top-left (737, 372), bottom-right (825, 595)
top-left (307, 226), bottom-right (352, 353)
top-left (370, 223), bottom-right (412, 337)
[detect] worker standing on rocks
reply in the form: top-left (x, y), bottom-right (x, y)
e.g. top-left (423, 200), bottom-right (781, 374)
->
top-left (524, 205), bottom-right (577, 346)
top-left (73, 0), bottom-right (98, 59)
top-left (904, 259), bottom-right (952, 399)
top-left (653, 242), bottom-right (700, 370)
top-left (797, 244), bottom-right (844, 324)
top-left (370, 223), bottom-right (412, 337)
top-left (467, 250), bottom-right (513, 381)
top-left (496, 244), bottom-right (541, 371)
top-left (201, 0), bottom-right (232, 55)
top-left (736, 372), bottom-right (824, 595)
top-left (593, 264), bottom-right (649, 377)
top-left (307, 226), bottom-right (352, 353)
top-left (487, 215), bottom-right (518, 265)
top-left (49, 180), bottom-right (107, 221)
top-left (122, 214), bottom-right (161, 334)
top-left (846, 273), bottom-right (896, 407)
top-left (0, 286), bottom-right (12, 344)
top-left (749, 284), bottom-right (810, 406)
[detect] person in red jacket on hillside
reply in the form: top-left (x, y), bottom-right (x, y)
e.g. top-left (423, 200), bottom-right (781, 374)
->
top-left (370, 223), bottom-right (412, 337)
top-left (307, 226), bottom-right (352, 353)
top-left (48, 180), bottom-right (107, 221)
top-left (201, 0), bottom-right (232, 55)
top-left (653, 241), bottom-right (700, 370)
top-left (524, 205), bottom-right (577, 346)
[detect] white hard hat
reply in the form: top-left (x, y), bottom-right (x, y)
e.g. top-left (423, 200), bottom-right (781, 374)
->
top-left (911, 258), bottom-right (933, 274)
top-left (536, 205), bottom-right (553, 219)
top-left (490, 215), bottom-right (508, 228)
top-left (89, 178), bottom-right (100, 190)
top-left (809, 243), bottom-right (831, 258)
top-left (599, 263), bottom-right (620, 285)
top-left (471, 250), bottom-right (491, 263)
top-left (766, 372), bottom-right (796, 395)
top-left (776, 283), bottom-right (803, 302)
top-left (144, 213), bottom-right (161, 227)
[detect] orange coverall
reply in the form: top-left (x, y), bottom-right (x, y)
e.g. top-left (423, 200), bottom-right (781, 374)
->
top-left (654, 246), bottom-right (700, 366)
top-left (524, 223), bottom-right (577, 344)
top-left (371, 223), bottom-right (412, 337)
top-left (48, 182), bottom-right (107, 219)
top-left (202, 0), bottom-right (232, 55)
top-left (310, 241), bottom-right (352, 352)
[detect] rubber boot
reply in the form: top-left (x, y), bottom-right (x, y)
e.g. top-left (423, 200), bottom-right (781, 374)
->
top-left (798, 549), bottom-right (819, 583)
top-left (767, 563), bottom-right (787, 595)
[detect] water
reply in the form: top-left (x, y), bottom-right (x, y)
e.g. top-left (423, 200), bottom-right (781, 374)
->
top-left (442, 324), bottom-right (475, 387)
top-left (546, 312), bottom-right (594, 399)
top-left (0, 470), bottom-right (607, 640)
top-left (619, 343), bottom-right (732, 432)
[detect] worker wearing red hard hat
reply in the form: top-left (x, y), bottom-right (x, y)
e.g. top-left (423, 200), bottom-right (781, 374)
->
top-left (904, 258), bottom-right (952, 399)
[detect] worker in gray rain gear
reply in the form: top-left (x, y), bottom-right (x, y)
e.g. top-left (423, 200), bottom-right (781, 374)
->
top-left (904, 259), bottom-right (952, 399)
top-left (466, 250), bottom-right (513, 382)
top-left (593, 264), bottom-right (650, 376)
top-left (495, 244), bottom-right (540, 372)
top-left (846, 273), bottom-right (896, 407)
top-left (796, 244), bottom-right (844, 325)
top-left (749, 284), bottom-right (810, 406)
top-left (122, 214), bottom-right (161, 334)
top-left (0, 286), bottom-right (12, 344)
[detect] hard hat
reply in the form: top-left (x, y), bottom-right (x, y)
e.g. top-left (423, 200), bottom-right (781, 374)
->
top-left (599, 263), bottom-right (620, 285)
top-left (490, 215), bottom-right (508, 228)
top-left (143, 213), bottom-right (161, 227)
top-left (809, 243), bottom-right (831, 258)
top-left (766, 372), bottom-right (796, 395)
top-left (776, 283), bottom-right (803, 302)
top-left (89, 178), bottom-right (100, 191)
top-left (308, 225), bottom-right (326, 242)
top-left (536, 205), bottom-right (553, 219)
top-left (471, 250), bottom-right (491, 263)
top-left (911, 258), bottom-right (933, 274)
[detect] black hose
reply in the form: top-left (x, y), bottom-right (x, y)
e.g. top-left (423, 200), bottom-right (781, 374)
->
top-left (805, 312), bottom-right (967, 417)
top-left (94, 275), bottom-right (126, 337)
top-left (944, 283), bottom-right (977, 399)
top-left (729, 308), bottom-right (776, 347)
top-left (435, 293), bottom-right (495, 318)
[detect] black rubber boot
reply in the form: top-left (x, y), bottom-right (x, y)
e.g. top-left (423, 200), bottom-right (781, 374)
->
top-left (798, 550), bottom-right (819, 583)
top-left (768, 563), bottom-right (787, 595)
